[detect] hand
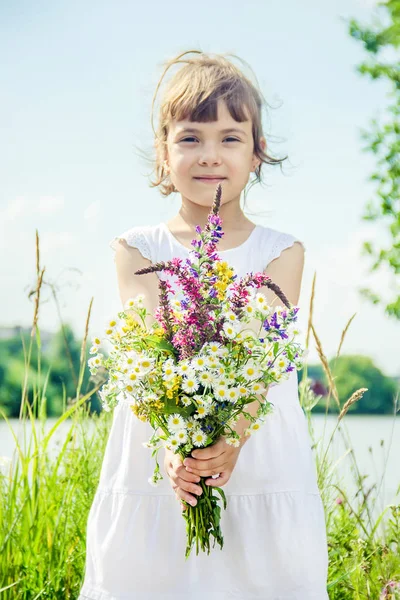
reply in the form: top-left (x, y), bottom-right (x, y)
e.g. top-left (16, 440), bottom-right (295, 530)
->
top-left (164, 448), bottom-right (203, 511)
top-left (183, 437), bottom-right (242, 488)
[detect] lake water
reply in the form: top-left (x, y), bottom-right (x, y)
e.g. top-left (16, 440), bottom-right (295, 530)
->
top-left (0, 414), bottom-right (399, 522)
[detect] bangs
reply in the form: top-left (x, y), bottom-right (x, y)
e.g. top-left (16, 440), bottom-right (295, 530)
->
top-left (165, 79), bottom-right (259, 126)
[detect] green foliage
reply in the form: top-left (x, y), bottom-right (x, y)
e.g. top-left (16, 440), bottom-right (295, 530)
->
top-left (299, 356), bottom-right (397, 414)
top-left (347, 0), bottom-right (400, 320)
top-left (0, 327), bottom-right (101, 418)
top-left (328, 355), bottom-right (397, 414)
top-left (0, 406), bottom-right (112, 599)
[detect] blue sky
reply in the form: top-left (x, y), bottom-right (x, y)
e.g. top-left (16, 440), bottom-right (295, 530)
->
top-left (1, 0), bottom-right (399, 377)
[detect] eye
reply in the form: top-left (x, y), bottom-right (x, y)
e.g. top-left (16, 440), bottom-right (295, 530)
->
top-left (179, 136), bottom-right (240, 143)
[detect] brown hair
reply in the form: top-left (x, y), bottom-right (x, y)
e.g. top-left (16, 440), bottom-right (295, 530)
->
top-left (148, 49), bottom-right (288, 204)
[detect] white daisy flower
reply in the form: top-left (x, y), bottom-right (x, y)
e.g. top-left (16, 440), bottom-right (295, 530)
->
top-left (191, 429), bottom-right (207, 447)
top-left (214, 386), bottom-right (228, 401)
top-left (207, 342), bottom-right (223, 355)
top-left (251, 381), bottom-right (266, 394)
top-left (182, 376), bottom-right (200, 394)
top-left (166, 437), bottom-right (180, 450)
top-left (89, 336), bottom-right (102, 354)
top-left (253, 292), bottom-right (268, 308)
top-left (185, 417), bottom-right (197, 431)
top-left (138, 356), bottom-right (155, 373)
top-left (214, 377), bottom-right (229, 387)
top-left (223, 310), bottom-right (239, 325)
top-left (194, 405), bottom-right (209, 419)
top-left (123, 350), bottom-right (140, 367)
top-left (180, 395), bottom-right (192, 407)
top-left (238, 385), bottom-right (250, 398)
top-left (125, 371), bottom-right (141, 386)
top-left (241, 361), bottom-right (261, 381)
top-left (206, 356), bottom-right (220, 370)
top-left (191, 356), bottom-right (207, 371)
top-left (198, 371), bottom-right (213, 386)
top-left (225, 437), bottom-right (241, 447)
top-left (244, 304), bottom-right (255, 316)
top-left (259, 302), bottom-right (271, 315)
top-left (162, 373), bottom-right (176, 386)
top-left (88, 354), bottom-right (104, 373)
top-left (167, 413), bottom-right (186, 432)
top-left (226, 387), bottom-right (239, 403)
top-left (176, 360), bottom-right (191, 376)
top-left (162, 359), bottom-right (176, 378)
top-left (250, 420), bottom-right (264, 432)
top-left (173, 430), bottom-right (188, 445)
top-left (276, 356), bottom-right (289, 372)
top-left (124, 295), bottom-right (144, 311)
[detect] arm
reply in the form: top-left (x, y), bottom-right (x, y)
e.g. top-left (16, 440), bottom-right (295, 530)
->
top-left (114, 240), bottom-right (203, 508)
top-left (179, 242), bottom-right (306, 487)
top-left (113, 238), bottom-right (161, 328)
top-left (232, 241), bottom-right (305, 447)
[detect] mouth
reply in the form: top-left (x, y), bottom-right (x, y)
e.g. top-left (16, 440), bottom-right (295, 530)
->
top-left (193, 177), bottom-right (227, 183)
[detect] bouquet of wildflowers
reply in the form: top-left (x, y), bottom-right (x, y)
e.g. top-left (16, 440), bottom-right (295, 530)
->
top-left (88, 183), bottom-right (305, 558)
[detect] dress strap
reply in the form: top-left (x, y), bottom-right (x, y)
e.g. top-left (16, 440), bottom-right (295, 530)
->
top-left (109, 226), bottom-right (153, 262)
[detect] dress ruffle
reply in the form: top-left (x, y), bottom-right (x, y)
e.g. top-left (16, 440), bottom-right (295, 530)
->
top-left (79, 490), bottom-right (328, 600)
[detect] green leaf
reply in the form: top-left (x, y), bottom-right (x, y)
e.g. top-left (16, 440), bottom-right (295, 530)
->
top-left (213, 486), bottom-right (227, 510)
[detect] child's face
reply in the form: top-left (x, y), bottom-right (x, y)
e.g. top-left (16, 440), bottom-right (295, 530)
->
top-left (166, 99), bottom-right (265, 207)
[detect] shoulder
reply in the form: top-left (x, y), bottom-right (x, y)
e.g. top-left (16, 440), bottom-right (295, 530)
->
top-left (109, 224), bottom-right (160, 263)
top-left (259, 225), bottom-right (306, 268)
top-left (258, 226), bottom-right (305, 306)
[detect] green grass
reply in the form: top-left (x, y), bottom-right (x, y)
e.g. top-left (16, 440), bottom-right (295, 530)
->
top-left (0, 234), bottom-right (399, 599)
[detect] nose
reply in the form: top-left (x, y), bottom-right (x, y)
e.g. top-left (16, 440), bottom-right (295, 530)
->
top-left (198, 143), bottom-right (222, 166)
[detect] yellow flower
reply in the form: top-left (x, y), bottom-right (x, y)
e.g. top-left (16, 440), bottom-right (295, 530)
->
top-left (153, 327), bottom-right (165, 337)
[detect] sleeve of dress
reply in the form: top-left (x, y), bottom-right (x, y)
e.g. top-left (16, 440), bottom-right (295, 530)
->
top-left (266, 232), bottom-right (306, 266)
top-left (109, 227), bottom-right (152, 262)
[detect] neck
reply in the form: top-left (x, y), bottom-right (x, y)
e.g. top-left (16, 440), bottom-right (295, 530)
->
top-left (174, 193), bottom-right (251, 231)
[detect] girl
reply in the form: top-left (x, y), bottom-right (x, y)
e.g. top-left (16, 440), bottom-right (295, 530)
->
top-left (78, 50), bottom-right (329, 599)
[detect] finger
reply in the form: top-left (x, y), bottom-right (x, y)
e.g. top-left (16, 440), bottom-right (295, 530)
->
top-left (175, 486), bottom-right (200, 507)
top-left (189, 444), bottom-right (226, 461)
top-left (183, 457), bottom-right (224, 473)
top-left (185, 464), bottom-right (225, 477)
top-left (205, 471), bottom-right (230, 487)
top-left (184, 453), bottom-right (226, 471)
top-left (177, 465), bottom-right (202, 484)
top-left (178, 477), bottom-right (203, 498)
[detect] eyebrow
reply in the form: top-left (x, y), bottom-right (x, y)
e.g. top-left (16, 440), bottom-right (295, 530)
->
top-left (176, 127), bottom-right (248, 137)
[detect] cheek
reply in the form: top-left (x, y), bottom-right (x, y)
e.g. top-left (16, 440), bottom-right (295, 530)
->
top-left (172, 152), bottom-right (192, 174)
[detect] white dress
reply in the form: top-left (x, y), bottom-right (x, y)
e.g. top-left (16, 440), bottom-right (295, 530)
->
top-left (78, 222), bottom-right (329, 600)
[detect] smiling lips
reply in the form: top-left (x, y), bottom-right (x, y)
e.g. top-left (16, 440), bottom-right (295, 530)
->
top-left (193, 176), bottom-right (227, 183)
